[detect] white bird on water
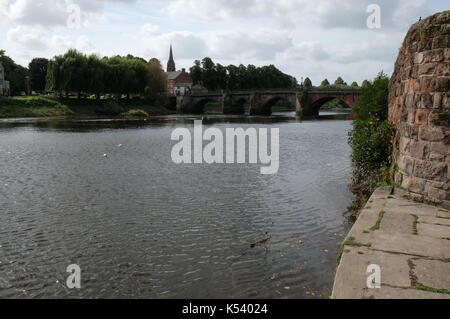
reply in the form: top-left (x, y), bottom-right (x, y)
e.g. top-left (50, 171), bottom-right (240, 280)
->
top-left (103, 154), bottom-right (108, 158)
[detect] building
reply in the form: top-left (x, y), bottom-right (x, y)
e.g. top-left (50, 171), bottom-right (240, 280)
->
top-left (0, 61), bottom-right (10, 96)
top-left (165, 45), bottom-right (193, 96)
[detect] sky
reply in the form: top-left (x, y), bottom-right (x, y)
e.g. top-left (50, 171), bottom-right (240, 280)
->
top-left (0, 0), bottom-right (448, 84)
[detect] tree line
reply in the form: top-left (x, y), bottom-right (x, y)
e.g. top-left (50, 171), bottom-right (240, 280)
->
top-left (189, 57), bottom-right (298, 91)
top-left (46, 49), bottom-right (166, 100)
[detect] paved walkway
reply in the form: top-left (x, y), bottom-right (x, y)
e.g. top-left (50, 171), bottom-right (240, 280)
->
top-left (332, 187), bottom-right (450, 299)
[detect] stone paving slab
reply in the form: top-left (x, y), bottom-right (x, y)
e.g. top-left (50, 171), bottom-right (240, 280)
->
top-left (332, 187), bottom-right (450, 299)
top-left (417, 223), bottom-right (450, 239)
top-left (413, 259), bottom-right (450, 291)
top-left (362, 286), bottom-right (450, 299)
top-left (420, 216), bottom-right (450, 226)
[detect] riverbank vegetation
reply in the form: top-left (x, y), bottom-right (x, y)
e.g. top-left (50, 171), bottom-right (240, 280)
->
top-left (0, 96), bottom-right (73, 117)
top-left (0, 96), bottom-right (170, 118)
top-left (46, 50), bottom-right (166, 103)
top-left (348, 72), bottom-right (393, 213)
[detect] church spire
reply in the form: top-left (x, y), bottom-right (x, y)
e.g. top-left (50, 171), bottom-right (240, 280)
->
top-left (167, 45), bottom-right (176, 72)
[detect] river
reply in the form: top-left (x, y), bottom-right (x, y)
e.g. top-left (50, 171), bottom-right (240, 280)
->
top-left (0, 111), bottom-right (353, 298)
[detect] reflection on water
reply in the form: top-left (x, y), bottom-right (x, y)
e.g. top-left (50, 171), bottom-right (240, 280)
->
top-left (0, 111), bottom-right (353, 298)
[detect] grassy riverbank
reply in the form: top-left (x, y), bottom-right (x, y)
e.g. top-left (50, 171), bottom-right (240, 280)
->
top-left (0, 96), bottom-right (171, 118)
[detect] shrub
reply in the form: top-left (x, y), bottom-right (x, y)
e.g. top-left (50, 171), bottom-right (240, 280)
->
top-left (348, 71), bottom-right (393, 211)
top-left (122, 109), bottom-right (149, 118)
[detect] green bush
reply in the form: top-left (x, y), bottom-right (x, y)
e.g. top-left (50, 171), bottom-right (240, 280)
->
top-left (348, 71), bottom-right (393, 210)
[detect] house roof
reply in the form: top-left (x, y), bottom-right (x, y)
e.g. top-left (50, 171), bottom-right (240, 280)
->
top-left (167, 71), bottom-right (182, 80)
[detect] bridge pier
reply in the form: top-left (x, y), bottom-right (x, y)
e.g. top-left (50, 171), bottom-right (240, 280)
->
top-left (222, 93), bottom-right (246, 115)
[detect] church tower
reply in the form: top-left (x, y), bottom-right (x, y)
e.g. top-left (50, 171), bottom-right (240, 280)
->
top-left (167, 45), bottom-right (176, 72)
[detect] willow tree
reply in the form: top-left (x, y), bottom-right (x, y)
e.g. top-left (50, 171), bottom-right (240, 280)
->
top-left (146, 58), bottom-right (167, 103)
top-left (60, 49), bottom-right (87, 98)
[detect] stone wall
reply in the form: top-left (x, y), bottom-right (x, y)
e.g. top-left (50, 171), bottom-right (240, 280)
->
top-left (389, 11), bottom-right (450, 208)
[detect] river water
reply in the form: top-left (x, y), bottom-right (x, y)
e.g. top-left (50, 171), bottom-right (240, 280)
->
top-left (0, 111), bottom-right (353, 299)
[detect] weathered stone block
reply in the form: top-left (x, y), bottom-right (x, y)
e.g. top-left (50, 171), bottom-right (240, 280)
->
top-left (414, 159), bottom-right (447, 181)
top-left (402, 176), bottom-right (426, 193)
top-left (435, 76), bottom-right (450, 91)
top-left (419, 126), bottom-right (445, 141)
top-left (414, 52), bottom-right (424, 64)
top-left (432, 35), bottom-right (450, 49)
top-left (435, 62), bottom-right (450, 76)
top-left (433, 92), bottom-right (443, 108)
top-left (415, 109), bottom-right (429, 124)
top-left (410, 140), bottom-right (428, 159)
top-left (418, 63), bottom-right (436, 75)
top-left (398, 155), bottom-right (415, 174)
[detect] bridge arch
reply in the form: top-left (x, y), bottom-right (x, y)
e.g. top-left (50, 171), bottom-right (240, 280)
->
top-left (193, 97), bottom-right (222, 114)
top-left (304, 93), bottom-right (359, 116)
top-left (252, 95), bottom-right (297, 115)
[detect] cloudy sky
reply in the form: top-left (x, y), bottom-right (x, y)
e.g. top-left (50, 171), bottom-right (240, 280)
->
top-left (0, 0), bottom-right (447, 84)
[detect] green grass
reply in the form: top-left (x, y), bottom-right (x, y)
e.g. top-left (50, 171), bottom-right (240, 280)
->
top-left (0, 97), bottom-right (73, 117)
top-left (0, 96), bottom-right (170, 118)
top-left (370, 211), bottom-right (385, 231)
top-left (411, 214), bottom-right (419, 235)
top-left (415, 284), bottom-right (450, 295)
top-left (437, 216), bottom-right (450, 220)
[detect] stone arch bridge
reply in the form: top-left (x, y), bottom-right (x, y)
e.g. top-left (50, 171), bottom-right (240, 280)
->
top-left (176, 88), bottom-right (361, 116)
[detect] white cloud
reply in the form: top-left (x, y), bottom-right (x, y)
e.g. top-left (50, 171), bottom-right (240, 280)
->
top-left (167, 0), bottom-right (431, 30)
top-left (0, 0), bottom-right (443, 84)
top-left (141, 23), bottom-right (160, 36)
top-left (0, 0), bottom-right (105, 27)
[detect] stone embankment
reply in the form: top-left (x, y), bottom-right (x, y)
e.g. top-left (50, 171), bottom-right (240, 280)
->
top-left (389, 11), bottom-right (449, 208)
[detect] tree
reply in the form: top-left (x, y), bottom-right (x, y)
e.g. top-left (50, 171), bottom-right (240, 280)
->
top-left (46, 50), bottom-right (152, 100)
top-left (303, 77), bottom-right (312, 89)
top-left (353, 71), bottom-right (390, 121)
top-left (46, 54), bottom-right (65, 95)
top-left (189, 58), bottom-right (297, 91)
top-left (146, 58), bottom-right (167, 103)
top-left (0, 50), bottom-right (28, 95)
top-left (189, 60), bottom-right (202, 85)
top-left (60, 49), bottom-right (87, 98)
top-left (86, 54), bottom-right (106, 99)
top-left (351, 81), bottom-right (359, 88)
top-left (320, 79), bottom-right (330, 87)
top-left (201, 57), bottom-right (217, 91)
top-left (361, 80), bottom-right (370, 87)
top-left (28, 58), bottom-right (48, 93)
top-left (334, 77), bottom-right (346, 85)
